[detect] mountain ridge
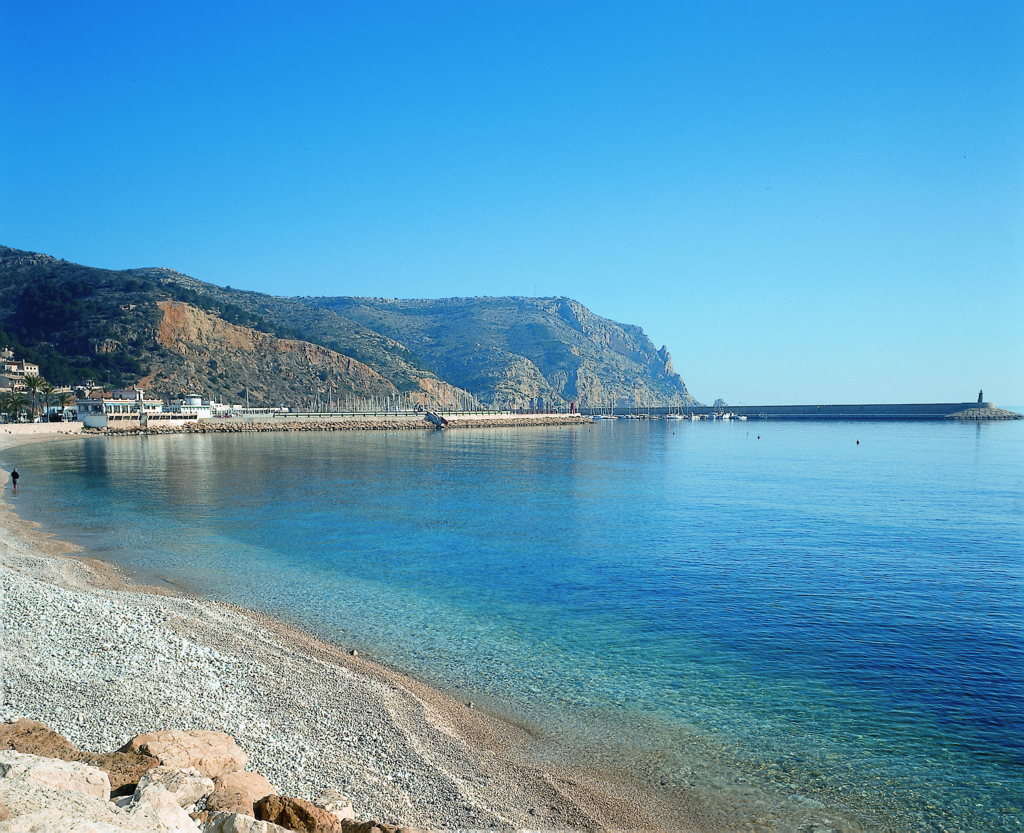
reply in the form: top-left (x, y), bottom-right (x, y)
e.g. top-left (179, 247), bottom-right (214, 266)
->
top-left (1, 246), bottom-right (701, 409)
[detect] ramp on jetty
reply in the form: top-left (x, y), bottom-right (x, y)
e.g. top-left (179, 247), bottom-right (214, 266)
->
top-left (583, 402), bottom-right (1022, 420)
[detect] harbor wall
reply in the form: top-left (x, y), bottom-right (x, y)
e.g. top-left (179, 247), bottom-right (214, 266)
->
top-left (584, 402), bottom-right (1009, 420)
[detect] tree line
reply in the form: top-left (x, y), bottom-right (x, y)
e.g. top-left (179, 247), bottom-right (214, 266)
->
top-left (1, 374), bottom-right (73, 422)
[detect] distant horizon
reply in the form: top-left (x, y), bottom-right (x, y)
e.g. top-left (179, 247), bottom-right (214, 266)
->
top-left (3, 2), bottom-right (1021, 405)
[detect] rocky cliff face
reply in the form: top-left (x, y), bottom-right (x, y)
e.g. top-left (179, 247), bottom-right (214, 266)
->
top-left (147, 301), bottom-right (402, 406)
top-left (125, 267), bottom-right (442, 394)
top-left (309, 296), bottom-right (700, 409)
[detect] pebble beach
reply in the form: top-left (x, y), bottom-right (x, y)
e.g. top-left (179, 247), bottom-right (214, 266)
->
top-left (1, 424), bottom-right (714, 831)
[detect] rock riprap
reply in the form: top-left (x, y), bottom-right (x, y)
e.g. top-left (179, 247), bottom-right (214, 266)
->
top-left (0, 721), bottom-right (413, 833)
top-left (206, 771), bottom-right (277, 816)
top-left (0, 718), bottom-right (160, 797)
top-left (0, 750), bottom-right (110, 800)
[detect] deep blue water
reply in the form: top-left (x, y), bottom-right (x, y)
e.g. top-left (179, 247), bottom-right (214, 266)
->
top-left (5, 419), bottom-right (1023, 829)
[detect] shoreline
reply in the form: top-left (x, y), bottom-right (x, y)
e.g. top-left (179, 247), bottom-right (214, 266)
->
top-left (0, 426), bottom-right (724, 830)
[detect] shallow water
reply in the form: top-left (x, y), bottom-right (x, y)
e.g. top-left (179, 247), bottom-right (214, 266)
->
top-left (5, 419), bottom-right (1023, 829)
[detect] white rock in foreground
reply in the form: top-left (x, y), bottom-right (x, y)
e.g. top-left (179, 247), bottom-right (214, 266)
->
top-left (202, 812), bottom-right (290, 833)
top-left (124, 783), bottom-right (199, 831)
top-left (135, 766), bottom-right (214, 808)
top-left (0, 751), bottom-right (110, 801)
top-left (0, 753), bottom-right (203, 832)
top-left (0, 778), bottom-right (143, 832)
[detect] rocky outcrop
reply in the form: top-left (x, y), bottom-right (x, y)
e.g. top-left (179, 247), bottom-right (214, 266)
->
top-left (122, 730), bottom-right (247, 779)
top-left (203, 812), bottom-right (290, 833)
top-left (153, 301), bottom-right (404, 407)
top-left (1, 245), bottom-right (699, 412)
top-left (136, 766), bottom-right (215, 808)
top-left (254, 794), bottom-right (342, 831)
top-left (207, 771), bottom-right (276, 816)
top-left (0, 718), bottom-right (160, 796)
top-left (0, 751), bottom-right (110, 801)
top-left (0, 720), bottom-right (415, 833)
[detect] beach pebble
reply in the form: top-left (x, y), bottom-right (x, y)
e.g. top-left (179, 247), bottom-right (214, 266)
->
top-left (0, 549), bottom-right (518, 829)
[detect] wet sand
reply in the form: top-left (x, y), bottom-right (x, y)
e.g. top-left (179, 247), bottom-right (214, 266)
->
top-left (1, 424), bottom-right (734, 830)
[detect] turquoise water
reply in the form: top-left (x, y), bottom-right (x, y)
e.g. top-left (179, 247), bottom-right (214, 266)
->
top-left (5, 419), bottom-right (1023, 829)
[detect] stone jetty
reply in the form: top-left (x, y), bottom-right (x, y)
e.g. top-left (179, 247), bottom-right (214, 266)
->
top-left (944, 406), bottom-right (1022, 420)
top-left (94, 413), bottom-right (592, 436)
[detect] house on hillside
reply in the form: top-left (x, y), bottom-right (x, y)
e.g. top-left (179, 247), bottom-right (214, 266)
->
top-left (2, 347), bottom-right (40, 392)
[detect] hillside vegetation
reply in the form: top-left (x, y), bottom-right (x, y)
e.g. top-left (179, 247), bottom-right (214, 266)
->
top-left (310, 296), bottom-right (698, 409)
top-left (1, 246), bottom-right (700, 409)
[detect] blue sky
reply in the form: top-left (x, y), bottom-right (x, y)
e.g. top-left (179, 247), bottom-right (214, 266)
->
top-left (3, 1), bottom-right (1021, 406)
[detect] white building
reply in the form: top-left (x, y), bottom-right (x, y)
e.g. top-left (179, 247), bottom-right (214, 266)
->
top-left (76, 388), bottom-right (211, 428)
top-left (168, 394), bottom-right (213, 420)
top-left (76, 388), bottom-right (164, 428)
top-left (2, 359), bottom-right (40, 379)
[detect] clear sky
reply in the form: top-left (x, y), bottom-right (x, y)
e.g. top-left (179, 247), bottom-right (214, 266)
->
top-left (3, 1), bottom-right (1022, 406)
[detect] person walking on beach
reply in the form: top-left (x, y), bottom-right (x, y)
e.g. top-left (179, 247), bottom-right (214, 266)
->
top-left (10, 468), bottom-right (18, 494)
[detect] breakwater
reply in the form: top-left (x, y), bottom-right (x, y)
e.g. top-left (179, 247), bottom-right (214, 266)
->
top-left (93, 412), bottom-right (592, 435)
top-left (583, 402), bottom-right (1022, 420)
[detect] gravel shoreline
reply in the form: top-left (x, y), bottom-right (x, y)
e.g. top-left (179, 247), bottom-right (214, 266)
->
top-left (0, 427), bottom-right (718, 831)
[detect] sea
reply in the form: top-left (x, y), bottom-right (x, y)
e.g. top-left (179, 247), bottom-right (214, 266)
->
top-left (4, 417), bottom-right (1022, 830)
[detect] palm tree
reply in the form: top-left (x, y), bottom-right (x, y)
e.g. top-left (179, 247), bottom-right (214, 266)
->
top-left (57, 391), bottom-right (73, 418)
top-left (22, 374), bottom-right (44, 419)
top-left (2, 391), bottom-right (30, 422)
top-left (14, 392), bottom-right (30, 422)
top-left (40, 381), bottom-right (54, 420)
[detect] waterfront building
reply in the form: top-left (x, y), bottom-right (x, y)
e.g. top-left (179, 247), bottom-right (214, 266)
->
top-left (76, 388), bottom-right (212, 428)
top-left (168, 394), bottom-right (213, 420)
top-left (76, 387), bottom-right (165, 428)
